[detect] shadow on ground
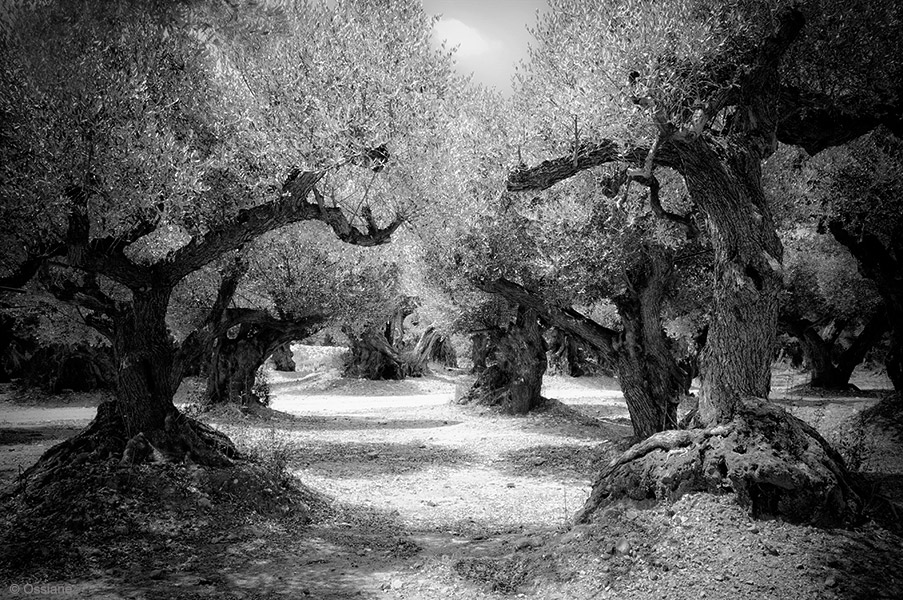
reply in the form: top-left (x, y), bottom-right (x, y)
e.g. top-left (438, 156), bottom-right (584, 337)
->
top-left (98, 499), bottom-right (420, 600)
top-left (773, 395), bottom-right (885, 408)
top-left (284, 415), bottom-right (461, 432)
top-left (293, 440), bottom-right (475, 478)
top-left (268, 374), bottom-right (456, 397)
top-left (493, 443), bottom-right (618, 481)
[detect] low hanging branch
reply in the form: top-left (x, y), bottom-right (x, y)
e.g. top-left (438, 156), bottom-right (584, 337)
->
top-left (29, 164), bottom-right (406, 297)
top-left (161, 169), bottom-right (404, 285)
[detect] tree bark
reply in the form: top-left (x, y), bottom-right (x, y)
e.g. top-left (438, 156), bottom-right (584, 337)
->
top-left (545, 327), bottom-right (587, 377)
top-left (344, 300), bottom-right (417, 380)
top-left (271, 342), bottom-right (295, 372)
top-left (478, 276), bottom-right (685, 437)
top-left (205, 315), bottom-right (323, 406)
top-left (613, 251), bottom-right (687, 439)
top-left (461, 307), bottom-right (546, 414)
top-left (674, 136), bottom-right (783, 426)
top-left (344, 328), bottom-right (407, 379)
top-left (407, 326), bottom-right (457, 372)
top-left (205, 327), bottom-right (269, 407)
top-left (470, 331), bottom-right (491, 373)
top-left (113, 287), bottom-right (180, 437)
top-left (430, 332), bottom-right (458, 368)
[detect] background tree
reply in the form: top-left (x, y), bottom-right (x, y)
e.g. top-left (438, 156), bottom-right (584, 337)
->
top-left (803, 129), bottom-right (903, 394)
top-left (0, 286), bottom-right (114, 391)
top-left (779, 226), bottom-right (886, 390)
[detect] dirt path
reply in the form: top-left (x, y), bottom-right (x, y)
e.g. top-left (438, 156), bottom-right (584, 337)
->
top-left (1, 365), bottom-right (901, 600)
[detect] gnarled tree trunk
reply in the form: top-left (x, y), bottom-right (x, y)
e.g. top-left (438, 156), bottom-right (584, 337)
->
top-left (613, 251), bottom-right (687, 439)
top-left (344, 328), bottom-right (407, 380)
top-left (477, 275), bottom-right (685, 436)
top-left (676, 137), bottom-right (783, 426)
top-left (205, 314), bottom-right (323, 406)
top-left (783, 313), bottom-right (886, 390)
top-left (406, 326), bottom-right (457, 373)
top-left (470, 331), bottom-right (492, 373)
top-left (344, 300), bottom-right (416, 380)
top-left (100, 287), bottom-right (234, 467)
top-left (460, 307), bottom-right (546, 414)
top-left (430, 332), bottom-right (458, 368)
top-left (206, 327), bottom-right (270, 407)
top-left (114, 288), bottom-right (181, 437)
top-left (545, 327), bottom-right (586, 377)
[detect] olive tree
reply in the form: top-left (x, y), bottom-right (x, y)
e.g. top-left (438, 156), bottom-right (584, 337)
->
top-left (779, 227), bottom-right (885, 390)
top-left (0, 0), bottom-right (460, 471)
top-left (510, 0), bottom-right (902, 525)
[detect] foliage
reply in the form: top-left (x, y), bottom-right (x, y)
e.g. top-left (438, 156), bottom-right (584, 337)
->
top-left (517, 0), bottom-right (901, 158)
top-left (517, 0), bottom-right (770, 153)
top-left (242, 225), bottom-right (404, 336)
top-left (780, 226), bottom-right (882, 324)
top-left (806, 129), bottom-right (903, 248)
top-left (0, 0), bottom-right (461, 276)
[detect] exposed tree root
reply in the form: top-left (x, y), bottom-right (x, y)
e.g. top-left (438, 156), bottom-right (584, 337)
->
top-left (576, 398), bottom-right (866, 528)
top-left (13, 401), bottom-right (238, 496)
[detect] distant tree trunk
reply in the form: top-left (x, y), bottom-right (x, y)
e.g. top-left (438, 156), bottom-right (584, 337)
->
top-left (545, 327), bottom-right (586, 377)
top-left (475, 277), bottom-right (684, 433)
top-left (206, 327), bottom-right (271, 407)
top-left (407, 326), bottom-right (457, 372)
top-left (787, 314), bottom-right (885, 389)
top-left (829, 220), bottom-right (903, 394)
top-left (461, 307), bottom-right (546, 414)
top-left (613, 251), bottom-right (687, 439)
top-left (0, 315), bottom-right (25, 382)
top-left (24, 343), bottom-right (115, 392)
top-left (470, 331), bottom-right (491, 373)
top-left (344, 300), bottom-right (416, 380)
top-left (271, 342), bottom-right (295, 372)
top-left (430, 333), bottom-right (458, 368)
top-left (344, 328), bottom-right (407, 379)
top-left (206, 315), bottom-right (323, 406)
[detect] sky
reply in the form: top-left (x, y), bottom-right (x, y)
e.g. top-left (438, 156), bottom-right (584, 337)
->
top-left (420, 0), bottom-right (550, 95)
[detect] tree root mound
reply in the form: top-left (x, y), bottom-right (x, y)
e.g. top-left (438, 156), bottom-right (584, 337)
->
top-left (16, 401), bottom-right (239, 493)
top-left (576, 398), bottom-right (865, 528)
top-left (0, 454), bottom-right (323, 579)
